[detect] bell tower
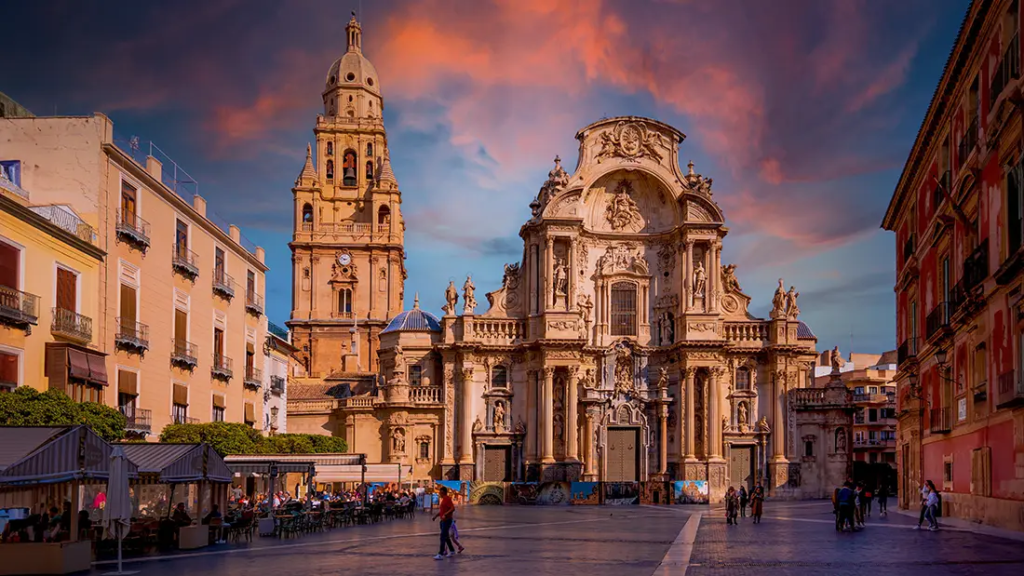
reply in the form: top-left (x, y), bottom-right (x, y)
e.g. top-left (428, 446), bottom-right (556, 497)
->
top-left (287, 12), bottom-right (405, 378)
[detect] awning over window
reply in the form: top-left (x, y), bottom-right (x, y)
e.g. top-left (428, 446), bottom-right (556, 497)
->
top-left (47, 344), bottom-right (109, 391)
top-left (172, 384), bottom-right (188, 406)
top-left (120, 443), bottom-right (232, 484)
top-left (243, 402), bottom-right (255, 423)
top-left (87, 353), bottom-right (108, 386)
top-left (212, 394), bottom-right (225, 409)
top-left (118, 370), bottom-right (138, 395)
top-left (68, 350), bottom-right (90, 381)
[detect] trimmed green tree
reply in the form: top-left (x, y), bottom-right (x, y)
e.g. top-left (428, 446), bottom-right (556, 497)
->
top-left (158, 422), bottom-right (347, 456)
top-left (0, 387), bottom-right (126, 442)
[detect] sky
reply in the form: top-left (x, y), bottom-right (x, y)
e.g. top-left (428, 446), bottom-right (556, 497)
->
top-left (4, 0), bottom-right (971, 355)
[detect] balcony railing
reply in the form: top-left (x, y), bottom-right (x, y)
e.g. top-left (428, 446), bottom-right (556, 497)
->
top-left (929, 407), bottom-right (952, 434)
top-left (853, 438), bottom-right (896, 448)
top-left (114, 317), bottom-right (149, 352)
top-left (173, 416), bottom-right (201, 425)
top-left (115, 210), bottom-right (151, 250)
top-left (121, 407), bottom-right (152, 433)
top-left (212, 354), bottom-right (233, 380)
top-left (853, 393), bottom-right (888, 403)
top-left (244, 366), bottom-right (262, 389)
top-left (28, 205), bottom-right (96, 244)
top-left (902, 234), bottom-right (915, 264)
top-left (951, 241), bottom-right (989, 317)
top-left (897, 337), bottom-right (918, 365)
top-left (409, 385), bottom-right (443, 404)
top-left (172, 245), bottom-right (200, 280)
top-left (997, 369), bottom-right (1024, 408)
top-left (270, 375), bottom-right (285, 396)
top-left (990, 31), bottom-right (1020, 108)
top-left (212, 269), bottom-right (235, 299)
top-left (0, 285), bottom-right (39, 327)
top-left (925, 301), bottom-right (951, 340)
top-left (171, 339), bottom-right (199, 369)
top-left (245, 291), bottom-right (263, 316)
top-left (958, 116), bottom-right (979, 166)
top-left (51, 308), bottom-right (92, 344)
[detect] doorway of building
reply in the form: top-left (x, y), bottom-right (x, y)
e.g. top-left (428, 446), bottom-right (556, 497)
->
top-left (729, 445), bottom-right (755, 491)
top-left (483, 445), bottom-right (512, 481)
top-left (606, 427), bottom-right (640, 482)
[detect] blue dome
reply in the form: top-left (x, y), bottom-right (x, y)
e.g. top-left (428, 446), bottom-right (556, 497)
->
top-left (381, 295), bottom-right (441, 334)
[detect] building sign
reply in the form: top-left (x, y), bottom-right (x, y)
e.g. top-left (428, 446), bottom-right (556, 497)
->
top-left (958, 397), bottom-right (967, 422)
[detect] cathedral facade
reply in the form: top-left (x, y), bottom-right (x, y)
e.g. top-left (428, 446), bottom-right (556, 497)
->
top-left (286, 16), bottom-right (822, 500)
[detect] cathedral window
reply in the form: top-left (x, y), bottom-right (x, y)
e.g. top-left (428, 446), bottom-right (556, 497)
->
top-left (409, 365), bottom-right (422, 386)
top-left (343, 150), bottom-right (357, 186)
top-left (492, 365), bottom-right (507, 388)
top-left (366, 160), bottom-right (374, 180)
top-left (326, 142), bottom-right (333, 156)
top-left (338, 288), bottom-right (352, 317)
top-left (610, 282), bottom-right (637, 336)
top-left (735, 367), bottom-right (750, 390)
top-left (419, 441), bottom-right (430, 460)
top-left (326, 160), bottom-right (334, 181)
top-left (302, 203), bottom-right (313, 227)
top-left (366, 143), bottom-right (373, 157)
top-left (378, 206), bottom-right (391, 226)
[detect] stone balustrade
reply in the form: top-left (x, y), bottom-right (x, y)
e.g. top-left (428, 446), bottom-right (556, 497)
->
top-left (409, 385), bottom-right (443, 404)
top-left (471, 318), bottom-right (526, 343)
top-left (790, 388), bottom-right (826, 406)
top-left (723, 321), bottom-right (769, 344)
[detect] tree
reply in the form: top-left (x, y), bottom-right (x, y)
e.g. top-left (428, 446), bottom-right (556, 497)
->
top-left (158, 423), bottom-right (347, 456)
top-left (0, 387), bottom-right (126, 441)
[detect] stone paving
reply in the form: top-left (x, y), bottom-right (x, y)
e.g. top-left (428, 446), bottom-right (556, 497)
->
top-left (87, 500), bottom-right (1024, 576)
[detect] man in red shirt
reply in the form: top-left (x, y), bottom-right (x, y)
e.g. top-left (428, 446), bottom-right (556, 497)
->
top-left (431, 487), bottom-right (456, 559)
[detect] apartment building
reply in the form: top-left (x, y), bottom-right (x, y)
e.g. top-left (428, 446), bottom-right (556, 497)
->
top-left (882, 0), bottom-right (1024, 531)
top-left (814, 351), bottom-right (898, 467)
top-left (0, 112), bottom-right (269, 437)
top-left (264, 322), bottom-right (298, 435)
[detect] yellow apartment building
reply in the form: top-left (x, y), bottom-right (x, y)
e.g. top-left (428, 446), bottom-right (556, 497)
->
top-left (1, 169), bottom-right (106, 397)
top-left (0, 113), bottom-right (269, 437)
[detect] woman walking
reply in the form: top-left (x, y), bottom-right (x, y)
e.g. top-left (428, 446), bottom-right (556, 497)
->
top-left (750, 484), bottom-right (764, 524)
top-left (725, 487), bottom-right (739, 525)
top-left (738, 486), bottom-right (749, 518)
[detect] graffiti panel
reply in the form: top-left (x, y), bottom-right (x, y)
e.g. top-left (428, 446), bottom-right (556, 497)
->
top-left (603, 482), bottom-right (640, 505)
top-left (570, 482), bottom-right (600, 505)
top-left (673, 480), bottom-right (709, 504)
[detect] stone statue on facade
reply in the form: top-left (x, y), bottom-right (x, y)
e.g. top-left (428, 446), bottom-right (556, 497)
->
top-left (659, 311), bottom-right (674, 345)
top-left (831, 346), bottom-right (842, 374)
top-left (721, 264), bottom-right (741, 294)
top-left (443, 281), bottom-right (459, 315)
top-left (692, 262), bottom-right (706, 297)
top-left (530, 155), bottom-right (570, 217)
top-left (738, 402), bottom-right (748, 428)
top-left (756, 416), bottom-right (770, 432)
top-left (392, 428), bottom-right (405, 454)
top-left (554, 258), bottom-right (568, 297)
top-left (786, 286), bottom-right (800, 319)
top-left (771, 278), bottom-right (786, 318)
top-left (392, 345), bottom-right (406, 379)
top-left (578, 294), bottom-right (593, 323)
top-left (463, 275), bottom-right (477, 314)
top-left (614, 347), bottom-right (635, 396)
top-left (655, 367), bottom-right (669, 389)
top-left (472, 416), bottom-right (483, 433)
top-left (581, 368), bottom-right (597, 390)
top-left (493, 401), bottom-right (506, 433)
top-left (605, 180), bottom-right (642, 230)
top-left (835, 427), bottom-right (847, 453)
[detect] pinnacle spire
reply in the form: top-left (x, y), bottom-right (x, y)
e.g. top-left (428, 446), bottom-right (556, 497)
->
top-left (347, 11), bottom-right (363, 54)
top-left (295, 143), bottom-right (318, 186)
top-left (413, 293), bottom-right (420, 309)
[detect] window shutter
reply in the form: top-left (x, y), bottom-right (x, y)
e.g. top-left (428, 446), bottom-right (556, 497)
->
top-left (173, 384), bottom-right (188, 406)
top-left (243, 402), bottom-right (255, 423)
top-left (212, 394), bottom-right (226, 409)
top-left (56, 268), bottom-right (76, 311)
top-left (45, 345), bottom-right (68, 393)
top-left (118, 370), bottom-right (138, 395)
top-left (0, 241), bottom-right (18, 289)
top-left (120, 284), bottom-right (137, 324)
top-left (174, 309), bottom-right (188, 343)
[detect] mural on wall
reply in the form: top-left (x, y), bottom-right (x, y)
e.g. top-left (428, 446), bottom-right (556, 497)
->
top-left (673, 480), bottom-right (709, 504)
top-left (603, 482), bottom-right (640, 505)
top-left (570, 482), bottom-right (600, 505)
top-left (504, 482), bottom-right (571, 505)
top-left (506, 483), bottom-right (540, 505)
top-left (436, 480), bottom-right (470, 505)
top-left (469, 482), bottom-right (506, 505)
top-left (640, 481), bottom-right (672, 505)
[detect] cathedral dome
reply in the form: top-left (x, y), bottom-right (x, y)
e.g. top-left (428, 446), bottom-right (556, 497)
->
top-left (324, 14), bottom-right (381, 97)
top-left (381, 295), bottom-right (441, 334)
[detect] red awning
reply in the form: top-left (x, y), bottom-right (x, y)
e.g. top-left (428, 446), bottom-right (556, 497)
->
top-left (67, 349), bottom-right (90, 381)
top-left (86, 352), bottom-right (108, 386)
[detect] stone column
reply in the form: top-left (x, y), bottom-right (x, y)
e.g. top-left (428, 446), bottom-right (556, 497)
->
top-left (584, 409), bottom-right (595, 477)
top-left (459, 367), bottom-right (475, 464)
top-left (541, 366), bottom-right (555, 463)
top-left (772, 370), bottom-right (787, 461)
top-left (567, 367), bottom-right (580, 461)
top-left (545, 237), bottom-right (555, 310)
top-left (684, 240), bottom-right (694, 310)
top-left (708, 367), bottom-right (723, 458)
top-left (711, 243), bottom-right (722, 312)
top-left (526, 370), bottom-right (537, 461)
top-left (684, 368), bottom-right (696, 459)
top-left (658, 403), bottom-right (669, 475)
top-left (568, 239), bottom-right (577, 311)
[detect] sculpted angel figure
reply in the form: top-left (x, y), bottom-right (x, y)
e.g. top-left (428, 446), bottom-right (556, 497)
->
top-left (443, 281), bottom-right (459, 315)
top-left (721, 264), bottom-right (741, 294)
top-left (786, 286), bottom-right (800, 318)
top-left (578, 293), bottom-right (594, 323)
top-left (771, 278), bottom-right (786, 317)
top-left (463, 275), bottom-right (477, 314)
top-left (493, 401), bottom-right (506, 432)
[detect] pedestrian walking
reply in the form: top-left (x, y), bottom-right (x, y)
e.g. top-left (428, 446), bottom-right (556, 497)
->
top-left (750, 484), bottom-right (764, 524)
top-left (738, 486), bottom-right (749, 518)
top-left (923, 484), bottom-right (940, 531)
top-left (725, 487), bottom-right (739, 525)
top-left (863, 485), bottom-right (873, 517)
top-left (915, 481), bottom-right (931, 529)
top-left (431, 486), bottom-right (456, 559)
top-left (877, 483), bottom-right (888, 516)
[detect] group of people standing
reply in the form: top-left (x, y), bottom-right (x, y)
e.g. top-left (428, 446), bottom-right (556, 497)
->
top-left (724, 484), bottom-right (765, 525)
top-left (833, 479), bottom-right (890, 531)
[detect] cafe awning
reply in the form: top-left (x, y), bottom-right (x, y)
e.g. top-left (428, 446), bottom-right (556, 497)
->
top-left (120, 443), bottom-right (233, 484)
top-left (0, 425), bottom-right (137, 486)
top-left (314, 464), bottom-right (413, 483)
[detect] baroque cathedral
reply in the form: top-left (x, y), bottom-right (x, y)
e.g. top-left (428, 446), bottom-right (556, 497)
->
top-left (287, 15), bottom-right (828, 500)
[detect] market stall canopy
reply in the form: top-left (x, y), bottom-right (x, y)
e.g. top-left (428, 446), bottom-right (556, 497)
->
top-left (0, 426), bottom-right (138, 486)
top-left (120, 443), bottom-right (233, 484)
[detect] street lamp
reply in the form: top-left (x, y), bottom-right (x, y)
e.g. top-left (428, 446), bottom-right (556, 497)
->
top-left (909, 373), bottom-right (918, 388)
top-left (935, 348), bottom-right (948, 366)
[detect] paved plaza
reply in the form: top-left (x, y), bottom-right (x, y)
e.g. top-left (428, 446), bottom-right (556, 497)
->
top-left (88, 501), bottom-right (1024, 576)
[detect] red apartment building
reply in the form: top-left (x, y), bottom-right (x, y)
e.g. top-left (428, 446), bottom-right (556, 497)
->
top-left (883, 0), bottom-right (1024, 531)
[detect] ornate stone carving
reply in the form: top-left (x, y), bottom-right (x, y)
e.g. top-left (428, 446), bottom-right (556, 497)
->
top-left (683, 160), bottom-right (714, 197)
top-left (553, 258), bottom-right (569, 297)
top-left (503, 262), bottom-right (521, 290)
top-left (493, 401), bottom-right (506, 433)
top-left (682, 367), bottom-right (697, 379)
top-left (786, 286), bottom-right (800, 319)
top-left (657, 241), bottom-right (675, 275)
top-left (830, 346), bottom-right (843, 374)
top-left (578, 294), bottom-right (594, 323)
top-left (576, 241), bottom-right (589, 276)
top-left (655, 367), bottom-right (669, 389)
top-left (596, 121), bottom-right (665, 163)
top-left (655, 294), bottom-right (678, 309)
top-left (463, 275), bottom-right (477, 314)
top-left (443, 281), bottom-right (459, 315)
top-left (770, 278), bottom-right (786, 319)
top-left (391, 428), bottom-right (406, 454)
top-left (547, 320), bottom-right (578, 331)
top-left (545, 350), bottom-right (580, 360)
top-left (692, 262), bottom-right (706, 297)
top-left (473, 417), bottom-right (483, 433)
top-left (614, 346), bottom-right (636, 396)
top-left (597, 244), bottom-right (650, 276)
top-left (581, 368), bottom-right (597, 389)
top-left (688, 322), bottom-right (716, 332)
top-left (530, 155), bottom-right (570, 217)
top-left (604, 180), bottom-right (642, 230)
top-left (721, 294), bottom-right (739, 313)
top-left (722, 264), bottom-right (741, 294)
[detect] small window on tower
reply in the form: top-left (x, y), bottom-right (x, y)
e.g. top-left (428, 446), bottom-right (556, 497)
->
top-left (302, 204), bottom-right (313, 226)
top-left (366, 160), bottom-right (374, 180)
top-left (366, 143), bottom-right (373, 157)
top-left (343, 151), bottom-right (357, 186)
top-left (367, 78), bottom-right (374, 86)
top-left (326, 142), bottom-right (333, 156)
top-left (346, 72), bottom-right (356, 82)
top-left (325, 160), bottom-right (334, 181)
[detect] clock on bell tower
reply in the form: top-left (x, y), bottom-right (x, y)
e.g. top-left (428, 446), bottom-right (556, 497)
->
top-left (286, 13), bottom-right (405, 379)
